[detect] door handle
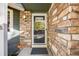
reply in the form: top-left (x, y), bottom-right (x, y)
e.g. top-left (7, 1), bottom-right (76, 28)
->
top-left (0, 25), bottom-right (3, 30)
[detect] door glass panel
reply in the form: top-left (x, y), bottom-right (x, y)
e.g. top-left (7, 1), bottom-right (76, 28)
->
top-left (34, 16), bottom-right (45, 43)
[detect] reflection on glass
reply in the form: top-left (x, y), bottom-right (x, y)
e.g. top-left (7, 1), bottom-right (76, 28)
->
top-left (34, 16), bottom-right (45, 43)
top-left (8, 11), bottom-right (10, 31)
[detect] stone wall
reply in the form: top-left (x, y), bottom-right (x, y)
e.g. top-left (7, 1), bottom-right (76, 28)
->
top-left (47, 3), bottom-right (79, 56)
top-left (20, 11), bottom-right (32, 48)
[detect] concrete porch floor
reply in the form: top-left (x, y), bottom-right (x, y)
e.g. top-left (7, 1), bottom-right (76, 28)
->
top-left (18, 48), bottom-right (49, 56)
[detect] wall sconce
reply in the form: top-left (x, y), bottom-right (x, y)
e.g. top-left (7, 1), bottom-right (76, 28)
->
top-left (22, 15), bottom-right (28, 22)
top-left (23, 15), bottom-right (26, 19)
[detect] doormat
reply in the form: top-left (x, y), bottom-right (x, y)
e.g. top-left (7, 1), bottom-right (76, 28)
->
top-left (31, 48), bottom-right (48, 55)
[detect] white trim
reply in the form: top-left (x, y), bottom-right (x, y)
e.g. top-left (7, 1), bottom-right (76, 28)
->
top-left (32, 13), bottom-right (47, 47)
top-left (8, 9), bottom-right (13, 32)
top-left (0, 3), bottom-right (7, 56)
top-left (8, 3), bottom-right (24, 11)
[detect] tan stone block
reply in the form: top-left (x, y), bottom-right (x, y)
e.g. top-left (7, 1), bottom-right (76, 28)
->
top-left (52, 45), bottom-right (58, 55)
top-left (70, 3), bottom-right (79, 6)
top-left (52, 8), bottom-right (57, 16)
top-left (57, 52), bottom-right (62, 56)
top-left (72, 34), bottom-right (79, 40)
top-left (57, 4), bottom-right (68, 16)
top-left (57, 33), bottom-right (71, 40)
top-left (72, 6), bottom-right (79, 12)
top-left (68, 40), bottom-right (79, 48)
top-left (49, 41), bottom-right (52, 47)
top-left (70, 18), bottom-right (79, 26)
top-left (24, 39), bottom-right (31, 42)
top-left (56, 36), bottom-right (68, 47)
top-left (58, 48), bottom-right (67, 56)
top-left (58, 20), bottom-right (71, 27)
top-left (27, 42), bottom-right (31, 45)
top-left (58, 7), bottom-right (69, 19)
top-left (70, 49), bottom-right (79, 56)
top-left (68, 27), bottom-right (79, 33)
top-left (61, 45), bottom-right (69, 54)
top-left (52, 20), bottom-right (60, 25)
top-left (68, 12), bottom-right (79, 19)
top-left (52, 17), bottom-right (57, 21)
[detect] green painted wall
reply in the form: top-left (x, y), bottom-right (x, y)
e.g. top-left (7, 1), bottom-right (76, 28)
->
top-left (13, 9), bottom-right (20, 30)
top-left (8, 9), bottom-right (20, 56)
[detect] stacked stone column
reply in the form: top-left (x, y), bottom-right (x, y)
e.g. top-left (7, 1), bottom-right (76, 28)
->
top-left (20, 11), bottom-right (32, 48)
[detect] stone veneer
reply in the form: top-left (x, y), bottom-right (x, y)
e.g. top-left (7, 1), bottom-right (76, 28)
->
top-left (20, 11), bottom-right (32, 48)
top-left (47, 3), bottom-right (79, 56)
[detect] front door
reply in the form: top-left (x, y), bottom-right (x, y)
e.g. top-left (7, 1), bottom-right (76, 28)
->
top-left (32, 13), bottom-right (47, 47)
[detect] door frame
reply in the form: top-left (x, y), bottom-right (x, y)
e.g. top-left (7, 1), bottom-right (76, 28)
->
top-left (32, 13), bottom-right (47, 47)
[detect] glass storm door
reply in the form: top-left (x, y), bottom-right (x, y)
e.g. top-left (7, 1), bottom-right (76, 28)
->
top-left (34, 16), bottom-right (45, 44)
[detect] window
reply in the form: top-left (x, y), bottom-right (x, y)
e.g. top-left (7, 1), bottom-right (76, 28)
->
top-left (8, 9), bottom-right (13, 32)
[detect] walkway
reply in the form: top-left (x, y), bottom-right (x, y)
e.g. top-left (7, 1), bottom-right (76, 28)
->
top-left (18, 48), bottom-right (49, 56)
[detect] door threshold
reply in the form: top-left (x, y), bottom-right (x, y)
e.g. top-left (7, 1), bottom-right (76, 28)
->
top-left (32, 44), bottom-right (47, 48)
